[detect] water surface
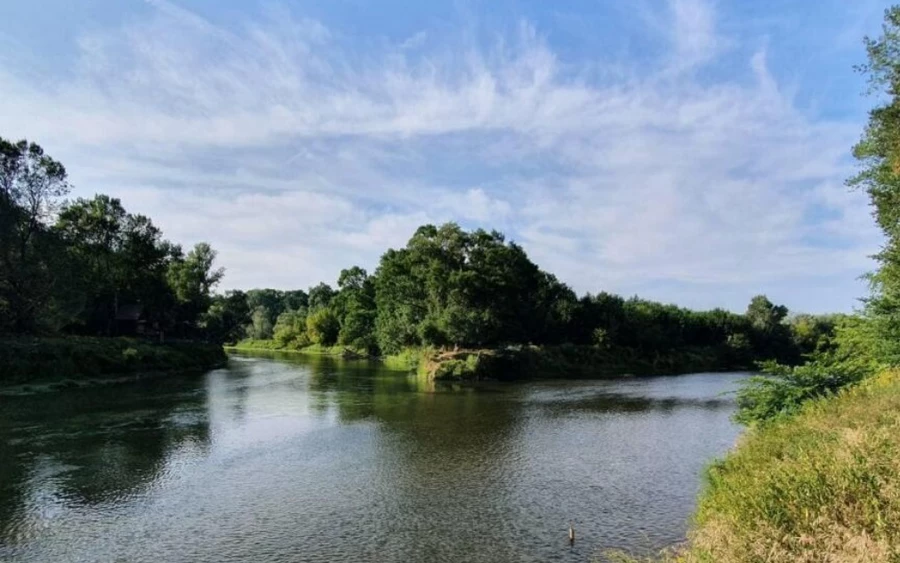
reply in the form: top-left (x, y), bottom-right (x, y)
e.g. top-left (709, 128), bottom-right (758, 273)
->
top-left (0, 354), bottom-right (745, 562)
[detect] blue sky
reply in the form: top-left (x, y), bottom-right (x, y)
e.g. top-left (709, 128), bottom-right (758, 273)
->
top-left (0, 0), bottom-right (892, 313)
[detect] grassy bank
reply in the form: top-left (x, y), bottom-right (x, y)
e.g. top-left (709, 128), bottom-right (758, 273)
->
top-left (230, 340), bottom-right (745, 380)
top-left (226, 339), bottom-right (368, 358)
top-left (0, 336), bottom-right (227, 385)
top-left (614, 369), bottom-right (900, 562)
top-left (386, 344), bottom-right (744, 381)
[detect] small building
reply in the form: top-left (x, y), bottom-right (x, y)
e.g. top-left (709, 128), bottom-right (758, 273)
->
top-left (115, 304), bottom-right (146, 336)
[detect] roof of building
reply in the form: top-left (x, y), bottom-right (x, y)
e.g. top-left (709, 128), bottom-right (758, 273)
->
top-left (115, 304), bottom-right (144, 321)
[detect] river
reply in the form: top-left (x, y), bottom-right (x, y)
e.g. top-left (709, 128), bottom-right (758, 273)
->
top-left (0, 353), bottom-right (745, 562)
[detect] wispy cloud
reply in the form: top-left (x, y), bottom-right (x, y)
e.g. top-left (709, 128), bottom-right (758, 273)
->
top-left (668, 0), bottom-right (723, 70)
top-left (0, 0), bottom-right (881, 312)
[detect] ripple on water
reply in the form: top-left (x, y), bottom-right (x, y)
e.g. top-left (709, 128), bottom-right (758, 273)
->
top-left (0, 361), bottom-right (746, 563)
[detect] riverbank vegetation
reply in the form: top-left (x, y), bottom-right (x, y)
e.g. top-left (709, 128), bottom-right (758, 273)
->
top-left (1, 135), bottom-right (839, 382)
top-left (228, 227), bottom-right (837, 379)
top-left (0, 336), bottom-right (226, 385)
top-left (0, 136), bottom-right (230, 381)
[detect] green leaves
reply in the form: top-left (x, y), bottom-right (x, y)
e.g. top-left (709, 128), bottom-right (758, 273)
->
top-left (0, 137), bottom-right (72, 333)
top-left (0, 137), bottom-right (227, 338)
top-left (734, 361), bottom-right (869, 426)
top-left (371, 222), bottom-right (558, 352)
top-left (848, 6), bottom-right (900, 367)
top-left (306, 307), bottom-right (340, 346)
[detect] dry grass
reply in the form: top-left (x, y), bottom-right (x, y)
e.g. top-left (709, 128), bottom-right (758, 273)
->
top-left (610, 369), bottom-right (900, 563)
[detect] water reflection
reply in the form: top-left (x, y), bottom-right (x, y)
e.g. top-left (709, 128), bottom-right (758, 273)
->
top-left (0, 354), bottom-right (745, 563)
top-left (0, 376), bottom-right (211, 547)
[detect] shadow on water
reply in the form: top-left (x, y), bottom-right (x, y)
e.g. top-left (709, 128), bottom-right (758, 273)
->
top-left (0, 375), bottom-right (211, 547)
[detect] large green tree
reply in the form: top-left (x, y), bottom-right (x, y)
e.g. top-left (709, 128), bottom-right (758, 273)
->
top-left (167, 242), bottom-right (224, 334)
top-left (332, 266), bottom-right (377, 351)
top-left (0, 138), bottom-right (74, 332)
top-left (850, 5), bottom-right (900, 364)
top-left (56, 195), bottom-right (176, 334)
top-left (373, 223), bottom-right (567, 352)
top-left (202, 290), bottom-right (250, 344)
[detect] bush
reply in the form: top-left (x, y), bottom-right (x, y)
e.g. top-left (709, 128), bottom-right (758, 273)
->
top-left (306, 308), bottom-right (340, 345)
top-left (0, 336), bottom-right (226, 384)
top-left (734, 360), bottom-right (870, 425)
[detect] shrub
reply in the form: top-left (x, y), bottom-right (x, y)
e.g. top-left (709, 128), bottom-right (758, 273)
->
top-left (306, 308), bottom-right (340, 345)
top-left (734, 360), bottom-right (870, 425)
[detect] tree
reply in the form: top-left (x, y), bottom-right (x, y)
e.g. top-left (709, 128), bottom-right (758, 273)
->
top-left (333, 266), bottom-right (377, 351)
top-left (202, 290), bottom-right (250, 344)
top-left (0, 138), bottom-right (70, 235)
top-left (372, 223), bottom-right (553, 351)
top-left (167, 242), bottom-right (225, 334)
top-left (0, 137), bottom-right (72, 332)
top-left (245, 289), bottom-right (288, 333)
top-left (744, 295), bottom-right (794, 362)
top-left (306, 307), bottom-right (339, 345)
top-left (746, 295), bottom-right (788, 333)
top-left (308, 282), bottom-right (336, 311)
top-left (273, 308), bottom-right (309, 348)
top-left (849, 6), bottom-right (900, 364)
top-left (56, 195), bottom-right (175, 334)
top-left (247, 306), bottom-right (274, 340)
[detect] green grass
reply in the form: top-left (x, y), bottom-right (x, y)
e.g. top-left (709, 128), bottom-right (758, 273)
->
top-left (382, 347), bottom-right (429, 372)
top-left (0, 336), bottom-right (227, 384)
top-left (610, 369), bottom-right (900, 563)
top-left (227, 339), bottom-right (368, 358)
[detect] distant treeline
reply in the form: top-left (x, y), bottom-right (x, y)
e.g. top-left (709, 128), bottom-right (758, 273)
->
top-left (221, 223), bottom-right (837, 365)
top-left (0, 136), bottom-right (223, 339)
top-left (0, 135), bottom-right (837, 367)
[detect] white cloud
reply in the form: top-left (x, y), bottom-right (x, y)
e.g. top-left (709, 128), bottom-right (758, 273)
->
top-left (669, 0), bottom-right (723, 70)
top-left (0, 0), bottom-right (881, 312)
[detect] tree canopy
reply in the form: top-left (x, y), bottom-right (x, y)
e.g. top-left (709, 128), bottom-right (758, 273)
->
top-left (0, 136), bottom-right (224, 340)
top-left (236, 222), bottom-right (812, 366)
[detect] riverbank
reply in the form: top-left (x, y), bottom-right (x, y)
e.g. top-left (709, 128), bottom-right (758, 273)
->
top-left (226, 340), bottom-right (369, 358)
top-left (229, 339), bottom-right (746, 380)
top-left (0, 336), bottom-right (227, 386)
top-left (616, 369), bottom-right (900, 562)
top-left (406, 345), bottom-right (745, 381)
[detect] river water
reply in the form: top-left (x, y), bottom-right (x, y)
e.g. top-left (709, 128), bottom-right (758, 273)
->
top-left (0, 353), bottom-right (745, 562)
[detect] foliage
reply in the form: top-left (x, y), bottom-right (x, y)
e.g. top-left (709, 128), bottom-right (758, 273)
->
top-left (247, 306), bottom-right (274, 340)
top-left (236, 222), bottom-right (816, 371)
top-left (272, 308), bottom-right (310, 348)
top-left (0, 336), bottom-right (226, 383)
top-left (848, 5), bottom-right (900, 366)
top-left (305, 307), bottom-right (340, 345)
top-left (333, 266), bottom-right (377, 352)
top-left (201, 290), bottom-right (249, 344)
top-left (728, 7), bottom-right (900, 427)
top-left (0, 137), bottom-right (73, 333)
top-left (734, 315), bottom-right (883, 425)
top-left (0, 136), bottom-right (227, 342)
top-left (166, 242), bottom-right (224, 331)
top-left (610, 10), bottom-right (900, 561)
top-left (734, 361), bottom-right (869, 425)
top-left (0, 133), bottom-right (835, 375)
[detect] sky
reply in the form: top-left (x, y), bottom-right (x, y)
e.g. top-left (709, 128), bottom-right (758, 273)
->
top-left (0, 0), bottom-right (893, 314)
